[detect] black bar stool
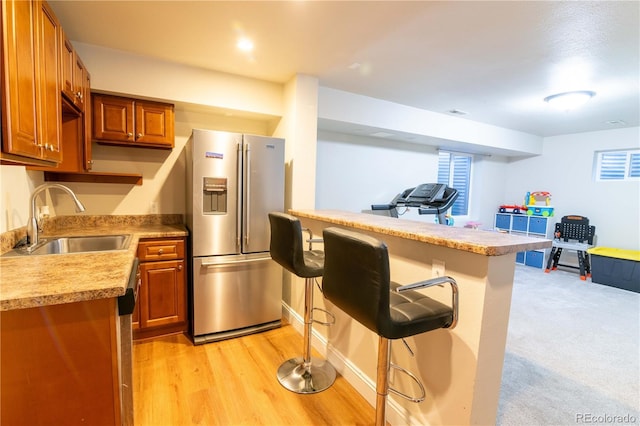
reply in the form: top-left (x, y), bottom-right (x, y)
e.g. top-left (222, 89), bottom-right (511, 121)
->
top-left (321, 227), bottom-right (459, 426)
top-left (268, 212), bottom-right (336, 394)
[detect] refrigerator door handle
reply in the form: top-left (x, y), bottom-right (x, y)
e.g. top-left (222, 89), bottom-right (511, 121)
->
top-left (236, 142), bottom-right (243, 250)
top-left (244, 142), bottom-right (251, 248)
top-left (200, 257), bottom-right (272, 267)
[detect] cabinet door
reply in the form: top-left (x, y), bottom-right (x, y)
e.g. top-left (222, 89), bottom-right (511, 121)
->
top-left (512, 215), bottom-right (528, 232)
top-left (36, 0), bottom-right (62, 162)
top-left (1, 299), bottom-right (120, 425)
top-left (525, 250), bottom-right (545, 268)
top-left (528, 217), bottom-right (548, 235)
top-left (1, 0), bottom-right (41, 160)
top-left (73, 55), bottom-right (87, 111)
top-left (139, 259), bottom-right (186, 330)
top-left (495, 214), bottom-right (511, 230)
top-left (82, 71), bottom-right (93, 170)
top-left (60, 30), bottom-right (75, 102)
top-left (92, 94), bottom-right (135, 142)
top-left (134, 100), bottom-right (175, 147)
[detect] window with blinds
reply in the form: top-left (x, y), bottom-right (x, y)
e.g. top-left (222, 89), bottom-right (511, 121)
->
top-left (594, 150), bottom-right (640, 181)
top-left (437, 151), bottom-right (472, 216)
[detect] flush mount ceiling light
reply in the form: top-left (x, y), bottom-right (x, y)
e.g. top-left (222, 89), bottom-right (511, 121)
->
top-left (544, 90), bottom-right (596, 110)
top-left (236, 37), bottom-right (254, 52)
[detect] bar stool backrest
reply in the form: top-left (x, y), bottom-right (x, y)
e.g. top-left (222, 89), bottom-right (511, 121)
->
top-left (322, 227), bottom-right (391, 335)
top-left (268, 212), bottom-right (320, 278)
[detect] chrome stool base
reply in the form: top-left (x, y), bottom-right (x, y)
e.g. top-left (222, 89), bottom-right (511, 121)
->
top-left (277, 356), bottom-right (336, 394)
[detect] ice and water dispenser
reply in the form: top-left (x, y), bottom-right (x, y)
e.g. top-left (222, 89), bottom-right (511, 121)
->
top-left (203, 177), bottom-right (227, 213)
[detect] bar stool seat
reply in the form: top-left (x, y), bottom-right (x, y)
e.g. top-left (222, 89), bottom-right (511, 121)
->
top-left (321, 226), bottom-right (459, 426)
top-left (268, 212), bottom-right (336, 394)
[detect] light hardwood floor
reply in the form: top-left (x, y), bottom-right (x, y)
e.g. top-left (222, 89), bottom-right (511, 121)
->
top-left (133, 324), bottom-right (376, 425)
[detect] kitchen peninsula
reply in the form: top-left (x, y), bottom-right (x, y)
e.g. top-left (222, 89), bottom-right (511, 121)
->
top-left (0, 215), bottom-right (187, 426)
top-left (287, 209), bottom-right (552, 426)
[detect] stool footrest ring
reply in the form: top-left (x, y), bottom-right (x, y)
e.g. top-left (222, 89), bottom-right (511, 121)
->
top-left (312, 307), bottom-right (336, 327)
top-left (389, 363), bottom-right (426, 403)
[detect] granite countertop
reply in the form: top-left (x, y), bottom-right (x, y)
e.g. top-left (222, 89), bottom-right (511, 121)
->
top-left (0, 216), bottom-right (188, 312)
top-left (290, 209), bottom-right (552, 256)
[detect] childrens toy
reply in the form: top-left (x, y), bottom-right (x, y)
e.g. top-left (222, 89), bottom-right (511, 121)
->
top-left (525, 191), bottom-right (554, 217)
top-left (498, 204), bottom-right (528, 214)
top-left (435, 213), bottom-right (454, 226)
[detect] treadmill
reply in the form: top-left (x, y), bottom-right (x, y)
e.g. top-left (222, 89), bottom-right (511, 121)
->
top-left (371, 183), bottom-right (459, 225)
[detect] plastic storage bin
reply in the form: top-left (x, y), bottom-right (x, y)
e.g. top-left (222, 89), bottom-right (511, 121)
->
top-left (587, 247), bottom-right (640, 293)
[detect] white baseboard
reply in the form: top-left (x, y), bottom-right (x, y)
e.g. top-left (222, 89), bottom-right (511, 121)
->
top-left (281, 302), bottom-right (418, 426)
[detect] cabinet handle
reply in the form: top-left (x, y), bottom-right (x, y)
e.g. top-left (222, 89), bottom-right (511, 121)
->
top-left (127, 132), bottom-right (133, 138)
top-left (178, 264), bottom-right (183, 271)
top-left (136, 133), bottom-right (142, 138)
top-left (157, 248), bottom-right (164, 255)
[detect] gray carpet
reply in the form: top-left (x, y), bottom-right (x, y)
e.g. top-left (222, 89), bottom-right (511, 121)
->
top-left (497, 265), bottom-right (640, 425)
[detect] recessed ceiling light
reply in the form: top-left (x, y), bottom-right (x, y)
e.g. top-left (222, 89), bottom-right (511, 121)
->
top-left (605, 120), bottom-right (626, 126)
top-left (544, 90), bottom-right (595, 110)
top-left (370, 131), bottom-right (394, 138)
top-left (237, 37), bottom-right (254, 52)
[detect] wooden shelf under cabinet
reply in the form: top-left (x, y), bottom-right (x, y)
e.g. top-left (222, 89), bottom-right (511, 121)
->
top-left (43, 171), bottom-right (143, 185)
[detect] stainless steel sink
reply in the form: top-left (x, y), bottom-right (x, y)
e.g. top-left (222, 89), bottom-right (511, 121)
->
top-left (3, 234), bottom-right (132, 256)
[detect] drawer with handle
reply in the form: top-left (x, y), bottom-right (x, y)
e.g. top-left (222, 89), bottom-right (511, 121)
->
top-left (137, 238), bottom-right (185, 261)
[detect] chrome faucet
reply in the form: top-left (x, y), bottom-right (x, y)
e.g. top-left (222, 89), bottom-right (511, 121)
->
top-left (27, 183), bottom-right (86, 250)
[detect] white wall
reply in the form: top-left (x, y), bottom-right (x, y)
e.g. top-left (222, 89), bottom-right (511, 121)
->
top-left (0, 167), bottom-right (43, 232)
top-left (315, 131), bottom-right (510, 228)
top-left (505, 127), bottom-right (640, 250)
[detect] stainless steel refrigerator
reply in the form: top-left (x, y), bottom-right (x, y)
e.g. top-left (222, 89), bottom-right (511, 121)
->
top-left (186, 129), bottom-right (285, 344)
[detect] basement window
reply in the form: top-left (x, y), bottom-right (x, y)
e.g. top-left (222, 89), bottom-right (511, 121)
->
top-left (437, 151), bottom-right (472, 216)
top-left (594, 149), bottom-right (640, 181)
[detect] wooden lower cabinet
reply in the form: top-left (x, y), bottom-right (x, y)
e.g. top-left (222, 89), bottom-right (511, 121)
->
top-left (1, 298), bottom-right (122, 425)
top-left (134, 238), bottom-right (187, 340)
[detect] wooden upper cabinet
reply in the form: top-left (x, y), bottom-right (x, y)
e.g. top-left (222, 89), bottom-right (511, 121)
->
top-left (60, 29), bottom-right (87, 112)
top-left (92, 94), bottom-right (175, 149)
top-left (1, 0), bottom-right (62, 165)
top-left (135, 100), bottom-right (175, 146)
top-left (92, 94), bottom-right (134, 143)
top-left (36, 0), bottom-right (62, 162)
top-left (60, 32), bottom-right (75, 103)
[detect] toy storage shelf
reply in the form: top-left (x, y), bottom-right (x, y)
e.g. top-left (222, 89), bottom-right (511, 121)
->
top-left (495, 213), bottom-right (553, 268)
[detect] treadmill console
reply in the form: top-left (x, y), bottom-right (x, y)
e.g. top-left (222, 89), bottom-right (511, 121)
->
top-left (405, 183), bottom-right (447, 204)
top-left (371, 183), bottom-right (459, 224)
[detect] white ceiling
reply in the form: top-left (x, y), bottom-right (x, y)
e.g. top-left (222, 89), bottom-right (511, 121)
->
top-left (49, 1), bottom-right (639, 138)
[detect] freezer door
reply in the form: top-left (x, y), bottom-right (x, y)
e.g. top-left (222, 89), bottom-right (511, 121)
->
top-left (191, 129), bottom-right (242, 257)
top-left (242, 135), bottom-right (285, 254)
top-left (192, 254), bottom-right (283, 339)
